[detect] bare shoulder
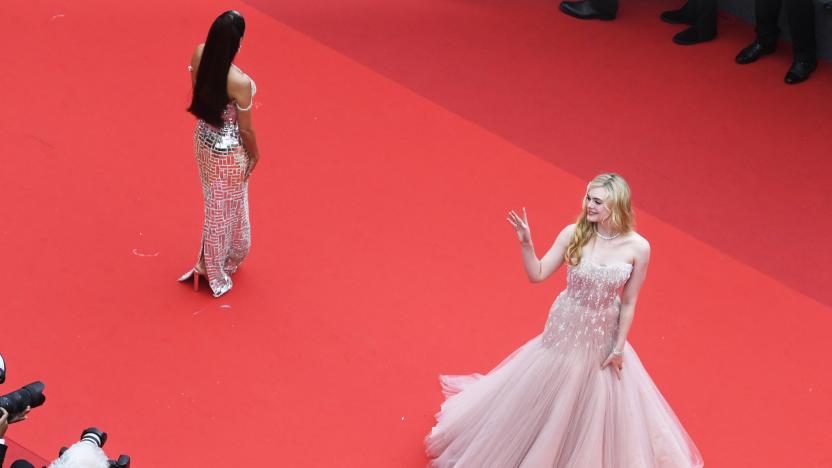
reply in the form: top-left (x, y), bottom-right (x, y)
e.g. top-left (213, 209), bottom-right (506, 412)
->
top-left (627, 231), bottom-right (651, 258)
top-left (226, 68), bottom-right (252, 108)
top-left (558, 223), bottom-right (577, 240)
top-left (228, 67), bottom-right (250, 85)
top-left (228, 70), bottom-right (252, 94)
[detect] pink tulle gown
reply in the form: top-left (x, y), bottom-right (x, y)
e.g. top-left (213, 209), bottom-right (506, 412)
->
top-left (426, 261), bottom-right (703, 467)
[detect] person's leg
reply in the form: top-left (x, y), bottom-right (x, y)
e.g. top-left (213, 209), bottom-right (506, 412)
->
top-left (559, 0), bottom-right (616, 20)
top-left (736, 0), bottom-right (779, 63)
top-left (755, 0), bottom-right (781, 48)
top-left (692, 0), bottom-right (717, 37)
top-left (589, 0), bottom-right (617, 16)
top-left (783, 0), bottom-right (817, 84)
top-left (671, 0), bottom-right (717, 45)
top-left (784, 0), bottom-right (817, 62)
top-left (661, 0), bottom-right (696, 24)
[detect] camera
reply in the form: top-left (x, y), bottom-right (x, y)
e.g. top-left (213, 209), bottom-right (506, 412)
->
top-left (56, 428), bottom-right (131, 468)
top-left (0, 382), bottom-right (46, 418)
top-left (0, 352), bottom-right (47, 418)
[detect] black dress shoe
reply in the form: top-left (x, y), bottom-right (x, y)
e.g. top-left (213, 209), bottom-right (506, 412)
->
top-left (660, 8), bottom-right (694, 24)
top-left (672, 26), bottom-right (715, 45)
top-left (784, 61), bottom-right (817, 84)
top-left (559, 1), bottom-right (616, 21)
top-left (735, 41), bottom-right (776, 64)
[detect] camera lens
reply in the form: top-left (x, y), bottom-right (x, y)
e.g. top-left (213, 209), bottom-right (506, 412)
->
top-left (80, 427), bottom-right (108, 448)
top-left (0, 381), bottom-right (46, 417)
top-left (0, 353), bottom-right (6, 384)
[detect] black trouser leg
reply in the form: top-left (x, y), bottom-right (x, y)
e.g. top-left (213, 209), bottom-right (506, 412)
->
top-left (785, 0), bottom-right (817, 62)
top-left (692, 0), bottom-right (718, 36)
top-left (589, 0), bottom-right (617, 16)
top-left (674, 0), bottom-right (696, 18)
top-left (755, 0), bottom-right (781, 47)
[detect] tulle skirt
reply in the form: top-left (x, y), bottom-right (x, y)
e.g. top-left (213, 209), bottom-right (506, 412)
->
top-left (426, 336), bottom-right (703, 467)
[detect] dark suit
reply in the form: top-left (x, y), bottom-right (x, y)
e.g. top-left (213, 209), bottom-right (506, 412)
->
top-left (675, 0), bottom-right (718, 36)
top-left (592, 0), bottom-right (717, 26)
top-left (588, 0), bottom-right (618, 16)
top-left (0, 443), bottom-right (35, 468)
top-left (755, 0), bottom-right (817, 61)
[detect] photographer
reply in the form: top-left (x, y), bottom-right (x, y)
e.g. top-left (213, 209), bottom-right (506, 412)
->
top-left (47, 433), bottom-right (112, 468)
top-left (0, 407), bottom-right (31, 468)
top-left (1, 354), bottom-right (126, 468)
top-left (2, 419), bottom-right (123, 468)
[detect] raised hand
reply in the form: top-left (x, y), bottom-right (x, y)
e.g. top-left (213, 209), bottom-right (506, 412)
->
top-left (507, 207), bottom-right (532, 244)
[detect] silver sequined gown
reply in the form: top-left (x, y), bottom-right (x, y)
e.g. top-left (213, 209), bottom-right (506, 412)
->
top-left (180, 76), bottom-right (257, 297)
top-left (426, 261), bottom-right (704, 467)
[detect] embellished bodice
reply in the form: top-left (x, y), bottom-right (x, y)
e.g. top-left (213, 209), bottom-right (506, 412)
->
top-left (541, 262), bottom-right (633, 352)
top-left (196, 74), bottom-right (257, 153)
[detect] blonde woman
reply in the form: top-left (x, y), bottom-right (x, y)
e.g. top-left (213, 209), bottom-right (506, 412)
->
top-left (426, 173), bottom-right (703, 467)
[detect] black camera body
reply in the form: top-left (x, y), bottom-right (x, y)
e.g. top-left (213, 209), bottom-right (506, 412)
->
top-left (2, 354), bottom-right (129, 467)
top-left (58, 427), bottom-right (131, 468)
top-left (0, 353), bottom-right (47, 419)
top-left (0, 381), bottom-right (47, 418)
top-left (109, 455), bottom-right (132, 468)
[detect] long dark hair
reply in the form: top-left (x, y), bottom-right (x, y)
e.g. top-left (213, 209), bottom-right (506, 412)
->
top-left (188, 11), bottom-right (246, 127)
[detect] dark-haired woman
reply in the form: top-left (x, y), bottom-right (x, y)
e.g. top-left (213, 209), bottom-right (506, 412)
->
top-left (179, 10), bottom-right (260, 297)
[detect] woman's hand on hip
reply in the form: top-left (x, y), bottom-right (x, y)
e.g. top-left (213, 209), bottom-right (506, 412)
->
top-left (245, 154), bottom-right (259, 181)
top-left (601, 353), bottom-right (624, 380)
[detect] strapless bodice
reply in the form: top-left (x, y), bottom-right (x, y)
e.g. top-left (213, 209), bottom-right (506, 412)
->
top-left (541, 261), bottom-right (633, 351)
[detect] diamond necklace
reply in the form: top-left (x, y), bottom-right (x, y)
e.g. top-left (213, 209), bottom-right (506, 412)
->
top-left (595, 229), bottom-right (620, 241)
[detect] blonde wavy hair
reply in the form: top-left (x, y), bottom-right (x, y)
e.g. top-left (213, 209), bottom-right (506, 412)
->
top-left (565, 173), bottom-right (634, 266)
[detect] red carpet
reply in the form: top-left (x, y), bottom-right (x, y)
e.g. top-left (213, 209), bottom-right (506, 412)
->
top-left (1, 0), bottom-right (830, 466)
top-left (248, 0), bottom-right (832, 309)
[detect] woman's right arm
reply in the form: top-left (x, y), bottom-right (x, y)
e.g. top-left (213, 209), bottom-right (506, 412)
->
top-left (508, 209), bottom-right (574, 283)
top-left (189, 44), bottom-right (204, 86)
top-left (230, 78), bottom-right (260, 179)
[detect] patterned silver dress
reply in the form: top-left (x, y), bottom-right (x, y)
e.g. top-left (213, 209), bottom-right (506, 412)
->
top-left (180, 72), bottom-right (256, 297)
